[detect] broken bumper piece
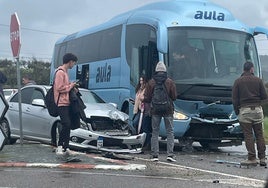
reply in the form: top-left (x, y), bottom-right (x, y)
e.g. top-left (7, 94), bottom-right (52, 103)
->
top-left (69, 128), bottom-right (146, 154)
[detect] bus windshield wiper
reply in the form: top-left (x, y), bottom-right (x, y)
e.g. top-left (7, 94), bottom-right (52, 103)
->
top-left (179, 83), bottom-right (232, 97)
top-left (179, 83), bottom-right (215, 96)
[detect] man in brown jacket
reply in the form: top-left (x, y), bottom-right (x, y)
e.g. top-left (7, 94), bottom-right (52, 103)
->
top-left (232, 61), bottom-right (267, 166)
top-left (144, 61), bottom-right (177, 162)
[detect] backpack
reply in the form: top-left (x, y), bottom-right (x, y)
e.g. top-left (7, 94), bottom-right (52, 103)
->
top-left (44, 69), bottom-right (62, 117)
top-left (151, 79), bottom-right (171, 113)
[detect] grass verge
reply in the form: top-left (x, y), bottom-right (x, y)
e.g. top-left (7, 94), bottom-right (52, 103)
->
top-left (264, 117), bottom-right (268, 143)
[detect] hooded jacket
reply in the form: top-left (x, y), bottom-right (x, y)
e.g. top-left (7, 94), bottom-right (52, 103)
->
top-left (144, 72), bottom-right (177, 116)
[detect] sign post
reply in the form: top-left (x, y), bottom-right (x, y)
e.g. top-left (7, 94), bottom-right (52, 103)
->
top-left (10, 12), bottom-right (23, 145)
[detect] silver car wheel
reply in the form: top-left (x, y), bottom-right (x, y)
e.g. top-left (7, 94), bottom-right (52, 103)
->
top-left (0, 119), bottom-right (9, 137)
top-left (0, 119), bottom-right (17, 144)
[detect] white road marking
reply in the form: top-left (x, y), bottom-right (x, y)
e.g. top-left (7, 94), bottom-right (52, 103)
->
top-left (135, 157), bottom-right (266, 187)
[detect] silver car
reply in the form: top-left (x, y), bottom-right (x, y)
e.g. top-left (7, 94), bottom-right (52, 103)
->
top-left (0, 85), bottom-right (145, 153)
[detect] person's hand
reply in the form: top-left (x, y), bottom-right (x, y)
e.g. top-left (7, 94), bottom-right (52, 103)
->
top-left (70, 82), bottom-right (76, 88)
top-left (73, 87), bottom-right (78, 93)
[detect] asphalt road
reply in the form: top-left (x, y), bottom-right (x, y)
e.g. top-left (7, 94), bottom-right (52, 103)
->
top-left (0, 141), bottom-right (267, 188)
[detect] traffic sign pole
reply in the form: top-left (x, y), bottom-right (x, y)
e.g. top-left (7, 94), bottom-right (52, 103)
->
top-left (10, 12), bottom-right (23, 145)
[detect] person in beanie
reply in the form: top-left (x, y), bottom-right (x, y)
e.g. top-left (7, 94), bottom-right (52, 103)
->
top-left (232, 61), bottom-right (267, 166)
top-left (54, 53), bottom-right (78, 156)
top-left (144, 61), bottom-right (177, 162)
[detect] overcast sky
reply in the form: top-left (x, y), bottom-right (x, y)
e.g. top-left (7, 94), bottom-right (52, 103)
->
top-left (0, 0), bottom-right (268, 61)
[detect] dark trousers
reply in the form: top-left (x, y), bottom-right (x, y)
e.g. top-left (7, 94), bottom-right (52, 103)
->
top-left (240, 122), bottom-right (266, 160)
top-left (141, 115), bottom-right (152, 146)
top-left (58, 106), bottom-right (71, 150)
top-left (133, 113), bottom-right (152, 146)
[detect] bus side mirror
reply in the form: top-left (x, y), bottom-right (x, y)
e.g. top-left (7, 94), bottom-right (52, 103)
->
top-left (157, 22), bottom-right (168, 53)
top-left (253, 26), bottom-right (268, 38)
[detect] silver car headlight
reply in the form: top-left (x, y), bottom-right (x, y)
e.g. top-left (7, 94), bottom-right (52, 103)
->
top-left (80, 121), bottom-right (89, 130)
top-left (173, 111), bottom-right (189, 120)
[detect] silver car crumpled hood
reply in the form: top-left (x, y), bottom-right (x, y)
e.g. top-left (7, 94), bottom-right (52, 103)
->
top-left (84, 103), bottom-right (129, 121)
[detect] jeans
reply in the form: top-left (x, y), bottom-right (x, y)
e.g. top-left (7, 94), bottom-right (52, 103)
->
top-left (58, 106), bottom-right (71, 150)
top-left (151, 115), bottom-right (174, 157)
top-left (238, 106), bottom-right (266, 160)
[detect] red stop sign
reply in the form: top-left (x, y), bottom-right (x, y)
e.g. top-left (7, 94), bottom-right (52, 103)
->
top-left (10, 13), bottom-right (21, 58)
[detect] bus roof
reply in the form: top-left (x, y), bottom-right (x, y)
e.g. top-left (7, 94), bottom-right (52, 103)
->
top-left (55, 0), bottom-right (251, 44)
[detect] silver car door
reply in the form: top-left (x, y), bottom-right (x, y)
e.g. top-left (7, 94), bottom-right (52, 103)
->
top-left (7, 87), bottom-right (34, 136)
top-left (23, 88), bottom-right (52, 139)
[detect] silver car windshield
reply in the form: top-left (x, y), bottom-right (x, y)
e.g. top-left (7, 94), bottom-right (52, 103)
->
top-left (79, 90), bottom-right (105, 104)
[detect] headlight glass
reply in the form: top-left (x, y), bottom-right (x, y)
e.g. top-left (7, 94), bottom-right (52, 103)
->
top-left (173, 111), bottom-right (188, 120)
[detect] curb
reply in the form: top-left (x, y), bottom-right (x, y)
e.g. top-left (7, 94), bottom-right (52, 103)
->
top-left (0, 162), bottom-right (146, 170)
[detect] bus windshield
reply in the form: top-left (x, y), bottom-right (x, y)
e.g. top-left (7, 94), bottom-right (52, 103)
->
top-left (167, 27), bottom-right (259, 86)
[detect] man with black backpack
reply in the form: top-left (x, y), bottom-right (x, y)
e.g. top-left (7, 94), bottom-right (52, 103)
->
top-left (144, 61), bottom-right (177, 162)
top-left (54, 53), bottom-right (78, 157)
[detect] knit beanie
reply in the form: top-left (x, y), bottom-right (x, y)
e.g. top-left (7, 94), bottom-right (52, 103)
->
top-left (155, 61), bottom-right (167, 72)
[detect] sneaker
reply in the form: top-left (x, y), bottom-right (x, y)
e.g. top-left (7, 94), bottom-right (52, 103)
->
top-left (150, 155), bottom-right (159, 162)
top-left (64, 148), bottom-right (76, 156)
top-left (240, 159), bottom-right (257, 166)
top-left (167, 155), bottom-right (176, 162)
top-left (260, 158), bottom-right (267, 166)
top-left (56, 146), bottom-right (64, 155)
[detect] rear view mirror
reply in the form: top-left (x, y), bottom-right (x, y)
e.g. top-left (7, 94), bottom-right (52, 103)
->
top-left (32, 99), bottom-right (45, 107)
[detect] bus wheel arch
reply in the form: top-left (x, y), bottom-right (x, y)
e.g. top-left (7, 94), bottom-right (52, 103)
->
top-left (121, 101), bottom-right (129, 114)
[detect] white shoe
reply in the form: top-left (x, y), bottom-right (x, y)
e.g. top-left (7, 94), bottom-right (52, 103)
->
top-left (167, 156), bottom-right (176, 162)
top-left (64, 148), bottom-right (75, 156)
top-left (56, 146), bottom-right (64, 155)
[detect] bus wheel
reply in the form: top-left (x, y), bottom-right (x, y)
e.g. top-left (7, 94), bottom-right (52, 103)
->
top-left (122, 102), bottom-right (129, 114)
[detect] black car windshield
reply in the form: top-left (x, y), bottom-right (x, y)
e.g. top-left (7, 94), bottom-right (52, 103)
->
top-left (167, 27), bottom-right (259, 86)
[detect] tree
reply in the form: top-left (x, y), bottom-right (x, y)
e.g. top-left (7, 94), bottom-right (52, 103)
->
top-left (0, 58), bottom-right (50, 88)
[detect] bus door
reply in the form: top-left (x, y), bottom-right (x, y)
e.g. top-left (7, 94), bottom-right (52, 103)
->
top-left (140, 41), bottom-right (159, 80)
top-left (76, 64), bottom-right (89, 89)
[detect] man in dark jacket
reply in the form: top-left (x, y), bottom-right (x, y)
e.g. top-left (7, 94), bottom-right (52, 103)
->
top-left (232, 61), bottom-right (267, 166)
top-left (144, 61), bottom-right (177, 162)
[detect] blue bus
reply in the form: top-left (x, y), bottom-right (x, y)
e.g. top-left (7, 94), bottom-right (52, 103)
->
top-left (50, 0), bottom-right (268, 148)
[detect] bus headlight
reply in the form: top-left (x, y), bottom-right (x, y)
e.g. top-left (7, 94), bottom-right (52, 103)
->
top-left (173, 111), bottom-right (188, 120)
